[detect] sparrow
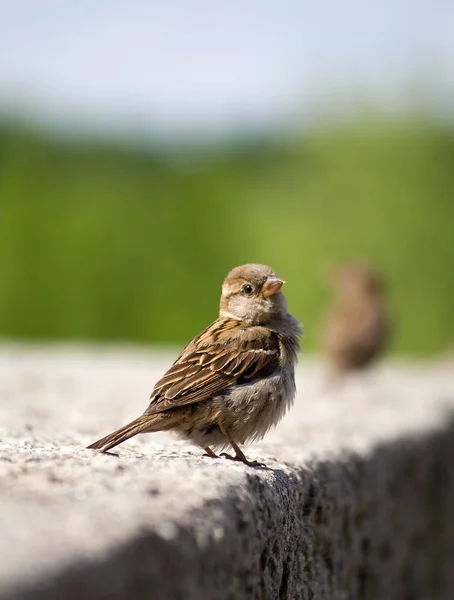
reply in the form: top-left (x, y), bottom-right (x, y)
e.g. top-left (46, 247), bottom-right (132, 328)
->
top-left (321, 261), bottom-right (388, 380)
top-left (88, 264), bottom-right (302, 466)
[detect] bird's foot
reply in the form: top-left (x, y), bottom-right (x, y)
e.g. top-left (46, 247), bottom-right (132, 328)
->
top-left (202, 447), bottom-right (219, 459)
top-left (220, 453), bottom-right (266, 468)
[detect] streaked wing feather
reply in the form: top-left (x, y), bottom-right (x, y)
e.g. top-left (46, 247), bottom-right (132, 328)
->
top-left (144, 318), bottom-right (280, 414)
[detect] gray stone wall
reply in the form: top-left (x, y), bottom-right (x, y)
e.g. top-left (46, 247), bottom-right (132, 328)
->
top-left (1, 346), bottom-right (453, 599)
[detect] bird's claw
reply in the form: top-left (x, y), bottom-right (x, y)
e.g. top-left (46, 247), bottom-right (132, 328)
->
top-left (246, 459), bottom-right (266, 468)
top-left (220, 453), bottom-right (266, 468)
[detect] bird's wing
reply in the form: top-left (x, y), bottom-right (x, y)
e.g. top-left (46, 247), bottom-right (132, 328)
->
top-left (144, 318), bottom-right (281, 414)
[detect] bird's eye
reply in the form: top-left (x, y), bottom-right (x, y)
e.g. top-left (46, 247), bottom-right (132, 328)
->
top-left (242, 284), bottom-right (253, 295)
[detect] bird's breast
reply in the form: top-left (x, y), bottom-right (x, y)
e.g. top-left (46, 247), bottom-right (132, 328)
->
top-left (221, 365), bottom-right (296, 443)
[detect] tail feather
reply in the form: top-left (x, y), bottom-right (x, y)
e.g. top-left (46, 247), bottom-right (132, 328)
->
top-left (87, 415), bottom-right (152, 453)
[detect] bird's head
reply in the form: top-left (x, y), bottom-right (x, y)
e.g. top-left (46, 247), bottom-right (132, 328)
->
top-left (219, 264), bottom-right (287, 324)
top-left (328, 261), bottom-right (384, 298)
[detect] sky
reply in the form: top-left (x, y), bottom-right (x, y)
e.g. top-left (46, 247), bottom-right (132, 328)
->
top-left (0, 0), bottom-right (453, 139)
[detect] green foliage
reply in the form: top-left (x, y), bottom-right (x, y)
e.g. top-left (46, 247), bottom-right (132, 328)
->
top-left (0, 120), bottom-right (453, 354)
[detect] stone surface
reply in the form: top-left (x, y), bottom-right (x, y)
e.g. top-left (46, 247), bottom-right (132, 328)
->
top-left (0, 344), bottom-right (454, 599)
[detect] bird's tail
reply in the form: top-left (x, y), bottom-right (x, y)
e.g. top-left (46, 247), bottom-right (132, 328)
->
top-left (87, 415), bottom-right (154, 453)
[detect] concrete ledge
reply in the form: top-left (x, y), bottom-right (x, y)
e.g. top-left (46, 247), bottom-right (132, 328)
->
top-left (1, 346), bottom-right (453, 599)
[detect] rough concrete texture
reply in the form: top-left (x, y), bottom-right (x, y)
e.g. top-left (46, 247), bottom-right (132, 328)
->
top-left (1, 344), bottom-right (454, 600)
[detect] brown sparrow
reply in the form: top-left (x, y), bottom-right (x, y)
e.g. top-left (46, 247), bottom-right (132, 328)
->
top-left (321, 261), bottom-right (388, 380)
top-left (88, 264), bottom-right (302, 466)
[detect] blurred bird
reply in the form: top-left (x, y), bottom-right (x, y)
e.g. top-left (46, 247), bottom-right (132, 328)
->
top-left (88, 264), bottom-right (302, 466)
top-left (321, 261), bottom-right (388, 382)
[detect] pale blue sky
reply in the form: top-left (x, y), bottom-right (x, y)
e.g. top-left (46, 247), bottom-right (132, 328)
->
top-left (0, 0), bottom-right (453, 138)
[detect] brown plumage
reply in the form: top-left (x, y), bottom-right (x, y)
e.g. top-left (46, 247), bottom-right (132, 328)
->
top-left (88, 264), bottom-right (302, 466)
top-left (321, 262), bottom-right (388, 380)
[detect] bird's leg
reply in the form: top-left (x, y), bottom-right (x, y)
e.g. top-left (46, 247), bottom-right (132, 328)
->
top-left (203, 446), bottom-right (219, 459)
top-left (219, 424), bottom-right (265, 468)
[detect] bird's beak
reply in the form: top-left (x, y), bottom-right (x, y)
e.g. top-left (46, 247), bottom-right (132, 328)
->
top-left (262, 277), bottom-right (285, 297)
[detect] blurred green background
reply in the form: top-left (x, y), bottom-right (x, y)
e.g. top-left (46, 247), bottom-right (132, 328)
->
top-left (0, 116), bottom-right (453, 354)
